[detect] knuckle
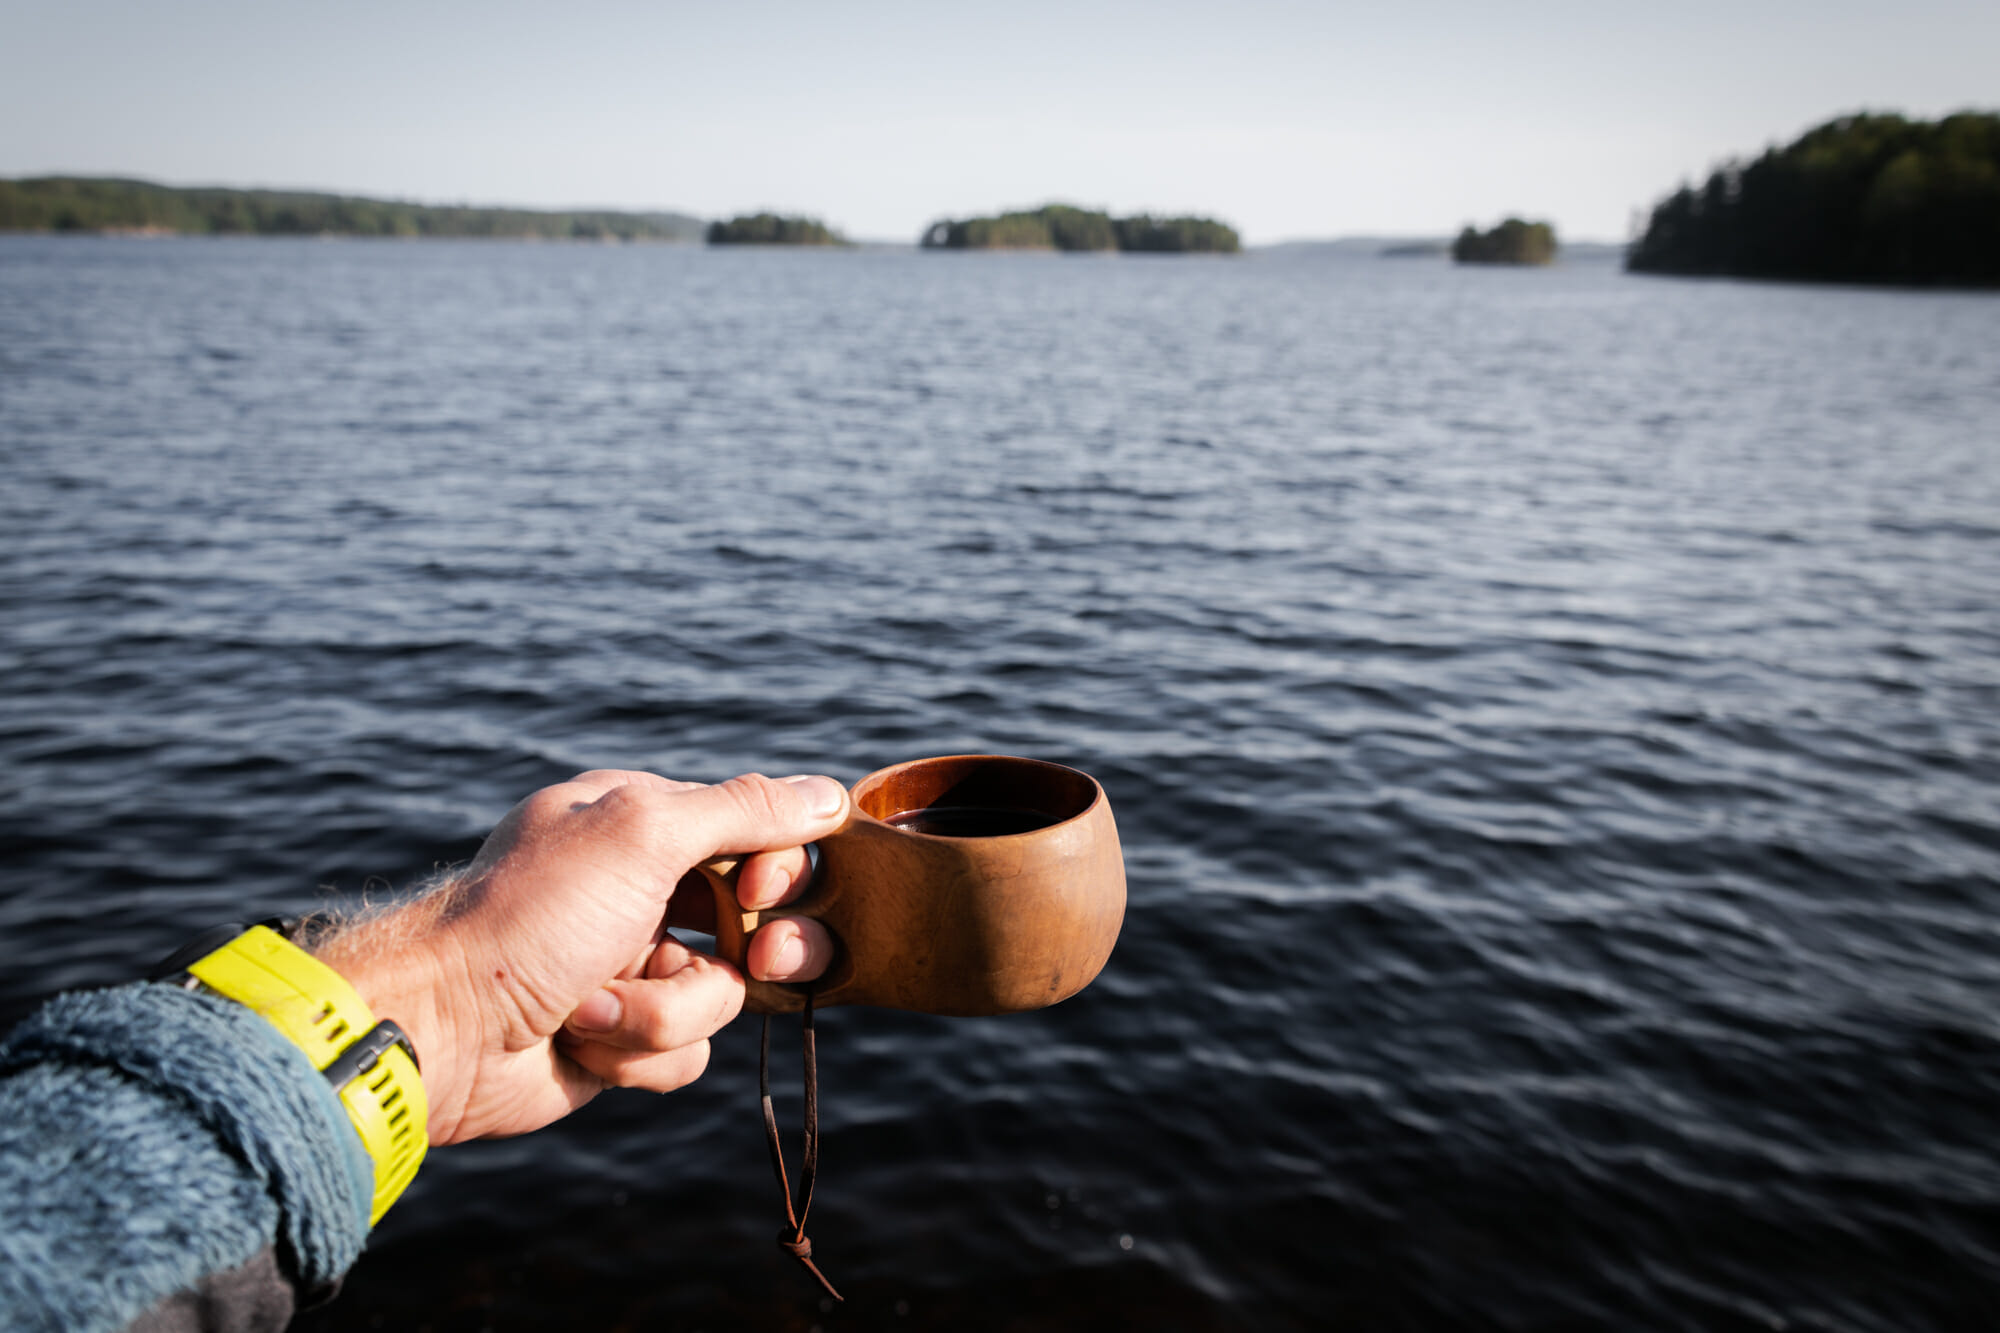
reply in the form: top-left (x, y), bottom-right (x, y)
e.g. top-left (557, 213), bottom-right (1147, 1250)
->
top-left (519, 783), bottom-right (582, 826)
top-left (589, 782), bottom-right (665, 844)
top-left (636, 1001), bottom-right (679, 1049)
top-left (718, 772), bottom-right (793, 828)
top-left (640, 986), bottom-right (695, 1047)
top-left (633, 961), bottom-right (742, 1049)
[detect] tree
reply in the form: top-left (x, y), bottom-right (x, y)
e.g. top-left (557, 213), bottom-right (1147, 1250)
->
top-left (1627, 111), bottom-right (2000, 285)
top-left (1452, 218), bottom-right (1557, 265)
top-left (705, 213), bottom-right (845, 245)
top-left (920, 204), bottom-right (1240, 253)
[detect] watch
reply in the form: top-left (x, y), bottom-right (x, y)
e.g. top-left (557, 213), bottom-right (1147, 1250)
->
top-left (153, 919), bottom-right (428, 1225)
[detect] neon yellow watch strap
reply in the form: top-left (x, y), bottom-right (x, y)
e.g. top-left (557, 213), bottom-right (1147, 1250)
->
top-left (186, 924), bottom-right (427, 1224)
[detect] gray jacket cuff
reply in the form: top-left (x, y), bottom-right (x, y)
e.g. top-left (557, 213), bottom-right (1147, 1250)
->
top-left (0, 981), bottom-right (376, 1295)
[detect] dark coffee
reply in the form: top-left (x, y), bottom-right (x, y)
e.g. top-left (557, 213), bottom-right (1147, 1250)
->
top-left (885, 805), bottom-right (1060, 838)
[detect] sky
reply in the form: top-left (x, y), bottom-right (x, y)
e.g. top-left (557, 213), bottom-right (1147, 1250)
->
top-left (2, 0), bottom-right (1995, 245)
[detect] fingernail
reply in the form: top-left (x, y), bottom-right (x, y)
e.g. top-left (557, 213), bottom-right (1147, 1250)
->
top-left (769, 932), bottom-right (807, 979)
top-left (782, 774), bottom-right (845, 819)
top-left (570, 990), bottom-right (622, 1033)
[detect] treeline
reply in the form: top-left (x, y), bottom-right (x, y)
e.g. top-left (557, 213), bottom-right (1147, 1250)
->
top-left (921, 204), bottom-right (1240, 253)
top-left (1627, 111), bottom-right (2000, 286)
top-left (1453, 218), bottom-right (1557, 265)
top-left (0, 177), bottom-right (705, 241)
top-left (705, 213), bottom-right (844, 245)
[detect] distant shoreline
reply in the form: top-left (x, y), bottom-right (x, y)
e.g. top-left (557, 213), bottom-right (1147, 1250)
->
top-left (0, 177), bottom-right (705, 242)
top-left (0, 229), bottom-right (1643, 264)
top-left (0, 228), bottom-right (699, 243)
top-left (1, 176), bottom-right (1645, 254)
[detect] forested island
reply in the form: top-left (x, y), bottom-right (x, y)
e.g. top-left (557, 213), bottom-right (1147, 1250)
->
top-left (921, 204), bottom-right (1240, 253)
top-left (705, 213), bottom-right (845, 245)
top-left (0, 176), bottom-right (704, 241)
top-left (1453, 218), bottom-right (1557, 265)
top-left (1627, 111), bottom-right (2000, 286)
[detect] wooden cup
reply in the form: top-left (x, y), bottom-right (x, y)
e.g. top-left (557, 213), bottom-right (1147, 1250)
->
top-left (703, 755), bottom-right (1126, 1016)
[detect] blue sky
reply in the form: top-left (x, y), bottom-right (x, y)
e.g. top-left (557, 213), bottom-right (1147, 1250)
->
top-left (3, 0), bottom-right (1994, 243)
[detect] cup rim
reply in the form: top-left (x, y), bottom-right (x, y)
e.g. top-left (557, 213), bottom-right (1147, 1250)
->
top-left (849, 753), bottom-right (1103, 838)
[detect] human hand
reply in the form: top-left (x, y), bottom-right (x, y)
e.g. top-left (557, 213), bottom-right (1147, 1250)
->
top-left (314, 770), bottom-right (849, 1144)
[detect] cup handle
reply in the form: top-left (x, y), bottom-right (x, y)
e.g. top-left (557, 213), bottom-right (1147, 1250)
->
top-left (697, 855), bottom-right (812, 1015)
top-left (698, 856), bottom-right (752, 967)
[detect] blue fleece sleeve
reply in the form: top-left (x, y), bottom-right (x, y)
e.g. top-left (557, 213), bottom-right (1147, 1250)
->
top-left (0, 982), bottom-right (376, 1333)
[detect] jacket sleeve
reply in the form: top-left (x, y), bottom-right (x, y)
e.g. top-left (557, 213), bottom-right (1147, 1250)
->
top-left (0, 982), bottom-right (377, 1333)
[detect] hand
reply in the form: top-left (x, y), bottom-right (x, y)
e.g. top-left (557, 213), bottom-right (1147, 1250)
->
top-left (314, 770), bottom-right (849, 1144)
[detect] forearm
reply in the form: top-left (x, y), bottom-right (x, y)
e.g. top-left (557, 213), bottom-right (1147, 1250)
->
top-left (0, 984), bottom-right (374, 1333)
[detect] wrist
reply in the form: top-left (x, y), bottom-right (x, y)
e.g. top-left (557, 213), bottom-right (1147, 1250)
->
top-left (158, 922), bottom-right (431, 1225)
top-left (311, 911), bottom-right (475, 1146)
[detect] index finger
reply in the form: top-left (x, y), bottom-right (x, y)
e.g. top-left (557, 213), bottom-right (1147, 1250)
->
top-left (566, 769), bottom-right (708, 800)
top-left (621, 772), bottom-right (848, 868)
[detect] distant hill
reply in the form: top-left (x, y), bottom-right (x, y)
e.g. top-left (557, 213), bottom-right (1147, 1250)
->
top-left (1627, 111), bottom-right (2000, 286)
top-left (0, 177), bottom-right (704, 241)
top-left (921, 204), bottom-right (1240, 254)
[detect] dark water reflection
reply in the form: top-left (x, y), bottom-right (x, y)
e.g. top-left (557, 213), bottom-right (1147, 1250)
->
top-left (3, 238), bottom-right (1998, 1330)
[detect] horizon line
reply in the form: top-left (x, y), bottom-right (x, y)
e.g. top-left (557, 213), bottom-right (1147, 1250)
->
top-left (2, 171), bottom-right (1626, 249)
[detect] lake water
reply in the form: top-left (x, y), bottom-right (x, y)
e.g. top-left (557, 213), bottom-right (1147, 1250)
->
top-left (3, 236), bottom-right (1998, 1331)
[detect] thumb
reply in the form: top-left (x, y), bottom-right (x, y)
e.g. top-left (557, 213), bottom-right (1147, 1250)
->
top-left (650, 772), bottom-right (850, 867)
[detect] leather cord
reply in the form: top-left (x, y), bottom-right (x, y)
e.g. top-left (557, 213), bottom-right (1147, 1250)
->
top-left (760, 990), bottom-right (842, 1301)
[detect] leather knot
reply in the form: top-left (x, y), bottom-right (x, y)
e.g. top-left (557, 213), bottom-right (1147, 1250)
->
top-left (761, 999), bottom-right (842, 1302)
